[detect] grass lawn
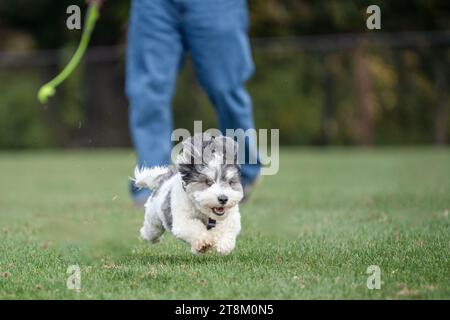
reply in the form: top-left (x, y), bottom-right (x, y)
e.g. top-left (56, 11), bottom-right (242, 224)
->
top-left (0, 148), bottom-right (449, 299)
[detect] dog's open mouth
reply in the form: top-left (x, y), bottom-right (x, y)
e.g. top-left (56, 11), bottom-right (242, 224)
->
top-left (212, 207), bottom-right (225, 215)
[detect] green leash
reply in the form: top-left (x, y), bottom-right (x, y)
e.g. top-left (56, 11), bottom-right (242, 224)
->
top-left (37, 3), bottom-right (100, 104)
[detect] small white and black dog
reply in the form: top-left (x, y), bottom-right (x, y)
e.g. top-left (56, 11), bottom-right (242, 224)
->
top-left (134, 133), bottom-right (243, 255)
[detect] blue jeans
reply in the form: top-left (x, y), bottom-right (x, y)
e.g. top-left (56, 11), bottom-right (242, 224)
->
top-left (126, 0), bottom-right (260, 199)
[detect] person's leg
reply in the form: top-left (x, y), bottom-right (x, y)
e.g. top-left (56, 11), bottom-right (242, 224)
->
top-left (182, 0), bottom-right (260, 186)
top-left (126, 0), bottom-right (184, 204)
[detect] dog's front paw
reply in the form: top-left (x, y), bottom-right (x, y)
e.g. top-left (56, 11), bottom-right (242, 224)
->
top-left (191, 237), bottom-right (213, 254)
top-left (214, 239), bottom-right (236, 256)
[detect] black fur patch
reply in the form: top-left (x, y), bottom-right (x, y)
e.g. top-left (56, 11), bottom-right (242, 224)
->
top-left (178, 164), bottom-right (206, 186)
top-left (220, 164), bottom-right (242, 191)
top-left (151, 166), bottom-right (176, 198)
top-left (220, 164), bottom-right (241, 180)
top-left (162, 191), bottom-right (172, 230)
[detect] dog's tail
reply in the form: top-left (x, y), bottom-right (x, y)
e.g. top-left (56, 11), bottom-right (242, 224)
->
top-left (133, 166), bottom-right (173, 190)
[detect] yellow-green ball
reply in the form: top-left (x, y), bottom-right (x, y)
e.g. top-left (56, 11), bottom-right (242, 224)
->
top-left (38, 85), bottom-right (55, 104)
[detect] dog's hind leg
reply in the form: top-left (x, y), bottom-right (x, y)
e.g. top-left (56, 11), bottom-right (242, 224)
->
top-left (140, 213), bottom-right (165, 244)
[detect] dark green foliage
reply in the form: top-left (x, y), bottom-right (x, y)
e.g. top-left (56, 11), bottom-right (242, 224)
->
top-left (0, 1), bottom-right (448, 147)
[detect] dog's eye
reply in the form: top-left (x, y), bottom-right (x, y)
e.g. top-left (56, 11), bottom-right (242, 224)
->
top-left (205, 179), bottom-right (214, 186)
top-left (229, 177), bottom-right (239, 185)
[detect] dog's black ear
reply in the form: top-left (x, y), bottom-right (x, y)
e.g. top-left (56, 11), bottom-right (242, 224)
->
top-left (177, 163), bottom-right (201, 185)
top-left (178, 163), bottom-right (194, 176)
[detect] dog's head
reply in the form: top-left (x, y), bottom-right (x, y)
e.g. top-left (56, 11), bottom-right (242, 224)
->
top-left (176, 133), bottom-right (243, 219)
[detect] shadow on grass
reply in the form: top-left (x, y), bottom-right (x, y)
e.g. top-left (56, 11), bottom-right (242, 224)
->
top-left (114, 242), bottom-right (289, 268)
top-left (118, 250), bottom-right (257, 266)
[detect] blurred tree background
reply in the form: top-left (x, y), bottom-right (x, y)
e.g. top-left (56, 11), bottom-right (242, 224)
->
top-left (0, 0), bottom-right (449, 148)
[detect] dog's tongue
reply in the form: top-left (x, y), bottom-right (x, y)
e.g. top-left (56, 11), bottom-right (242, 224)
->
top-left (212, 207), bottom-right (224, 214)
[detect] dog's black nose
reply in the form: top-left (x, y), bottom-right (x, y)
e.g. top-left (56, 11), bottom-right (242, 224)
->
top-left (218, 195), bottom-right (228, 204)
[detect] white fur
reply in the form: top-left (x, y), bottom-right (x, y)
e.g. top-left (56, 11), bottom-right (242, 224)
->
top-left (133, 166), bottom-right (169, 190)
top-left (136, 166), bottom-right (242, 256)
